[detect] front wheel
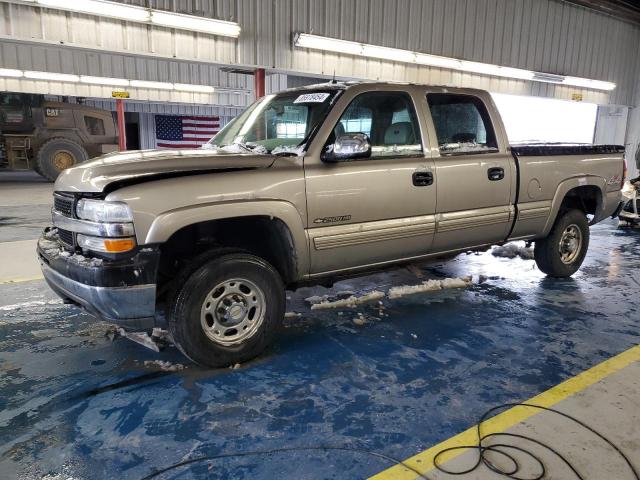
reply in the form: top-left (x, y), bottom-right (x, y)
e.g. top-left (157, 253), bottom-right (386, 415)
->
top-left (168, 252), bottom-right (285, 368)
top-left (534, 209), bottom-right (589, 277)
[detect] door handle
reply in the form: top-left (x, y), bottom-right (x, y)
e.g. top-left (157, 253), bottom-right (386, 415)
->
top-left (488, 167), bottom-right (505, 181)
top-left (412, 171), bottom-right (433, 186)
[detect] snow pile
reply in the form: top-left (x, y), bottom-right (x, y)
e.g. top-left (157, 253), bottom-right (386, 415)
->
top-left (310, 290), bottom-right (385, 310)
top-left (352, 313), bottom-right (367, 326)
top-left (63, 253), bottom-right (103, 267)
top-left (272, 145), bottom-right (305, 156)
top-left (492, 243), bottom-right (534, 260)
top-left (284, 312), bottom-right (302, 318)
top-left (143, 360), bottom-right (185, 372)
top-left (388, 276), bottom-right (472, 299)
top-left (43, 228), bottom-right (58, 240)
top-left (304, 295), bottom-right (327, 305)
top-left (40, 233), bottom-right (104, 266)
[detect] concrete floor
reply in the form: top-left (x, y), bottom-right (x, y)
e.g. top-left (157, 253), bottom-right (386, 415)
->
top-left (0, 172), bottom-right (639, 479)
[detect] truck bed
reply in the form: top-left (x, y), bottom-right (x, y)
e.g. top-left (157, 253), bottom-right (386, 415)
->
top-left (508, 143), bottom-right (625, 241)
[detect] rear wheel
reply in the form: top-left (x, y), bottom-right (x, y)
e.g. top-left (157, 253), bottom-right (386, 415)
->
top-left (35, 138), bottom-right (88, 181)
top-left (534, 209), bottom-right (589, 277)
top-left (168, 252), bottom-right (285, 368)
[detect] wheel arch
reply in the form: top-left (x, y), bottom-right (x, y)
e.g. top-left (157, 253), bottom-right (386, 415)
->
top-left (542, 177), bottom-right (605, 237)
top-left (148, 201), bottom-right (309, 285)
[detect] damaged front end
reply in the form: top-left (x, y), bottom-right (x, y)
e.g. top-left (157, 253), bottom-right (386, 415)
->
top-left (37, 192), bottom-right (161, 330)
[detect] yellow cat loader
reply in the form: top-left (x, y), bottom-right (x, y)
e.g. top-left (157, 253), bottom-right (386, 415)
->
top-left (0, 93), bottom-right (118, 181)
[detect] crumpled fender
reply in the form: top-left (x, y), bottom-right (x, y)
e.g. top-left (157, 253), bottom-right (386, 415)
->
top-left (145, 200), bottom-right (309, 278)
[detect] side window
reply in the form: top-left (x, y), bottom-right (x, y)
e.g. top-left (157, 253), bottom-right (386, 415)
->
top-left (84, 115), bottom-right (106, 136)
top-left (427, 93), bottom-right (498, 155)
top-left (330, 92), bottom-right (422, 158)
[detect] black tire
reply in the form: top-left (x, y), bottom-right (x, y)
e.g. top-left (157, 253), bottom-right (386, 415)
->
top-left (36, 138), bottom-right (88, 182)
top-left (534, 209), bottom-right (589, 277)
top-left (168, 252), bottom-right (285, 368)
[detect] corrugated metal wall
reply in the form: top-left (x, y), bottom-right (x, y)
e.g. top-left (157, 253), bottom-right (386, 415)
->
top-left (0, 38), bottom-right (252, 106)
top-left (1, 0), bottom-right (639, 105)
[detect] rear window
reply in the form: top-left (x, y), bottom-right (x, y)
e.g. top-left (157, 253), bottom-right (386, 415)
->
top-left (427, 93), bottom-right (498, 155)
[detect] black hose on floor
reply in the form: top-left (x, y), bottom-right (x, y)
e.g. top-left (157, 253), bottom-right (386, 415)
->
top-left (140, 402), bottom-right (639, 480)
top-left (433, 402), bottom-right (639, 479)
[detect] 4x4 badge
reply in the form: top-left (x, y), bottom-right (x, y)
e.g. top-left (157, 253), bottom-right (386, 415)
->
top-left (313, 215), bottom-right (351, 224)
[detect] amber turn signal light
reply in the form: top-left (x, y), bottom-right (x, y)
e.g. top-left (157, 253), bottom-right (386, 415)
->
top-left (103, 238), bottom-right (137, 253)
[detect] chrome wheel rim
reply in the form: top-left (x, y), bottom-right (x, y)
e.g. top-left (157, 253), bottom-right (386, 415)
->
top-left (200, 278), bottom-right (266, 346)
top-left (558, 224), bottom-right (582, 264)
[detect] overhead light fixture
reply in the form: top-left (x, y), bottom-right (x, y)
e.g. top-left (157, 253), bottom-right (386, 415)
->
top-left (563, 76), bottom-right (616, 91)
top-left (24, 71), bottom-right (80, 82)
top-left (150, 11), bottom-right (241, 37)
top-left (130, 80), bottom-right (174, 90)
top-left (22, 0), bottom-right (240, 38)
top-left (37, 0), bottom-right (150, 22)
top-left (293, 33), bottom-right (616, 91)
top-left (415, 53), bottom-right (462, 70)
top-left (294, 33), bottom-right (362, 56)
top-left (0, 68), bottom-right (23, 78)
top-left (2, 68), bottom-right (219, 94)
top-left (80, 75), bottom-right (130, 86)
top-left (174, 83), bottom-right (215, 93)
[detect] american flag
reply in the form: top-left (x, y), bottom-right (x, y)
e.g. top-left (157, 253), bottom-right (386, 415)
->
top-left (155, 115), bottom-right (220, 149)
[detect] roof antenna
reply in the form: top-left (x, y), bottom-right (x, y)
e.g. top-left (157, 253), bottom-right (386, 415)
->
top-left (331, 70), bottom-right (337, 84)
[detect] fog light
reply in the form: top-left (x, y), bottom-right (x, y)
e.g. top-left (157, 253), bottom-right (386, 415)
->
top-left (77, 234), bottom-right (136, 253)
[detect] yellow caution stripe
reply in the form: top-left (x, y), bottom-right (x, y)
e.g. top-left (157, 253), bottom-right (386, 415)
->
top-left (369, 344), bottom-right (640, 480)
top-left (0, 275), bottom-right (44, 285)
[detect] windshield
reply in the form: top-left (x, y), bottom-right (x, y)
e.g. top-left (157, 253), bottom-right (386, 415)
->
top-left (207, 90), bottom-right (338, 154)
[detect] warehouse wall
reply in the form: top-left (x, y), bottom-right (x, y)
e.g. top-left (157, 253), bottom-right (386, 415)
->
top-left (1, 0), bottom-right (638, 105)
top-left (0, 40), bottom-right (252, 106)
top-left (83, 100), bottom-right (243, 149)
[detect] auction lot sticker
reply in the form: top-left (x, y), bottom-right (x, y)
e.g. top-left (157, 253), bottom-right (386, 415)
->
top-left (294, 93), bottom-right (330, 103)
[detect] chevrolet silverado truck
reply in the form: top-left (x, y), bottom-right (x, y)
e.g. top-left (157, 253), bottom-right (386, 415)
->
top-left (37, 82), bottom-right (625, 367)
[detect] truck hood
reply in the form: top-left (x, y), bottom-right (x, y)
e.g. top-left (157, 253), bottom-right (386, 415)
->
top-left (54, 148), bottom-right (276, 193)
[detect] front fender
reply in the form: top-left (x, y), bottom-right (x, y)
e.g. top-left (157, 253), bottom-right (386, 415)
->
top-left (541, 175), bottom-right (605, 237)
top-left (145, 200), bottom-right (309, 278)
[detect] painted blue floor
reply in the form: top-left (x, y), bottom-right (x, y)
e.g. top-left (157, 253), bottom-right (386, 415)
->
top-left (1, 219), bottom-right (639, 479)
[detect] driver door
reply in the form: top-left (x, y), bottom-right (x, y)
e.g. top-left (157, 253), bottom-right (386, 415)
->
top-left (304, 89), bottom-right (437, 275)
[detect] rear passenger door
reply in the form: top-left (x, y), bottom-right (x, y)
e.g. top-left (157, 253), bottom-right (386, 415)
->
top-left (426, 92), bottom-right (516, 251)
top-left (305, 90), bottom-right (437, 274)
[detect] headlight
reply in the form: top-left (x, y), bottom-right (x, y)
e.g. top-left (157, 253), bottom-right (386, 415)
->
top-left (76, 199), bottom-right (133, 223)
top-left (77, 234), bottom-right (137, 253)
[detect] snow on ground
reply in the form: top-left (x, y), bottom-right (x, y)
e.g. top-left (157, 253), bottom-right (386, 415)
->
top-left (492, 242), bottom-right (534, 260)
top-left (388, 276), bottom-right (472, 299)
top-left (304, 276), bottom-right (474, 307)
top-left (388, 279), bottom-right (442, 299)
top-left (142, 360), bottom-right (185, 372)
top-left (309, 291), bottom-right (385, 310)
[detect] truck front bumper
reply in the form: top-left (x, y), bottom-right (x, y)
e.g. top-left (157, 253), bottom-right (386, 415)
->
top-left (37, 232), bottom-right (160, 330)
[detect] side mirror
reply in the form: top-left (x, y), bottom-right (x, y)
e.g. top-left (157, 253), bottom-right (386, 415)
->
top-left (323, 133), bottom-right (372, 162)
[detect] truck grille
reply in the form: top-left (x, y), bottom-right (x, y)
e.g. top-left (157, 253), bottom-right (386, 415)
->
top-left (53, 193), bottom-right (74, 217)
top-left (57, 228), bottom-right (74, 247)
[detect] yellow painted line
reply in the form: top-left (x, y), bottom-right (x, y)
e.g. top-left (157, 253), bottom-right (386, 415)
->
top-left (0, 275), bottom-right (44, 285)
top-left (369, 344), bottom-right (640, 480)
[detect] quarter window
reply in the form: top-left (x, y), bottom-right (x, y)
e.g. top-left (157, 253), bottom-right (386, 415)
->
top-left (427, 93), bottom-right (498, 155)
top-left (330, 92), bottom-right (422, 158)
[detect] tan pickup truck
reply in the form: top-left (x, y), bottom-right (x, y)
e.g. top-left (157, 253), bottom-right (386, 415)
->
top-left (38, 82), bottom-right (625, 367)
